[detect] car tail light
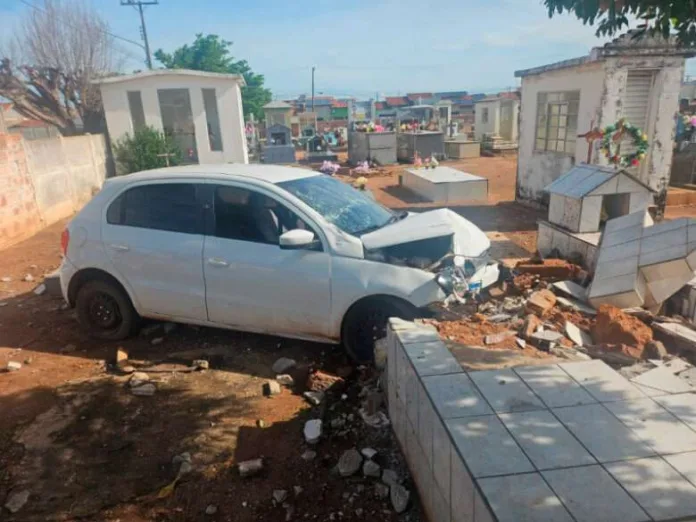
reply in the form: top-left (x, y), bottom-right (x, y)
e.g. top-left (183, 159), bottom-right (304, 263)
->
top-left (61, 229), bottom-right (70, 256)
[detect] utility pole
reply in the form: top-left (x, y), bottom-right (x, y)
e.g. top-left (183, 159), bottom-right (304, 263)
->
top-left (311, 66), bottom-right (316, 113)
top-left (120, 1), bottom-right (159, 69)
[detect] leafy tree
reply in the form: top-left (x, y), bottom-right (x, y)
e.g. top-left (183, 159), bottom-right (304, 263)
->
top-left (154, 34), bottom-right (272, 120)
top-left (113, 126), bottom-right (182, 174)
top-left (0, 0), bottom-right (122, 135)
top-left (544, 1), bottom-right (696, 46)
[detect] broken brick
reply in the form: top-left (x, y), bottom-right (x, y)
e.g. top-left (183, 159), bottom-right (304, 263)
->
top-left (521, 314), bottom-right (543, 340)
top-left (516, 258), bottom-right (581, 280)
top-left (488, 282), bottom-right (508, 299)
top-left (525, 289), bottom-right (557, 316)
top-left (484, 330), bottom-right (516, 345)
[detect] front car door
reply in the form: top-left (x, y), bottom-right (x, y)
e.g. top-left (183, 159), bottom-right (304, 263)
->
top-left (102, 181), bottom-right (208, 321)
top-left (202, 183), bottom-right (332, 340)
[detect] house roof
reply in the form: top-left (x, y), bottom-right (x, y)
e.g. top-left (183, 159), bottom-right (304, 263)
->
top-left (407, 93), bottom-right (433, 101)
top-left (385, 96), bottom-right (409, 107)
top-left (515, 55), bottom-right (593, 78)
top-left (263, 100), bottom-right (292, 109)
top-left (92, 69), bottom-right (246, 86)
top-left (375, 102), bottom-right (386, 110)
top-left (545, 164), bottom-right (654, 199)
top-left (332, 100), bottom-right (348, 108)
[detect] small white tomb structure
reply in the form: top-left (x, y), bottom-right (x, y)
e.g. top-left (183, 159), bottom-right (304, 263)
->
top-left (401, 166), bottom-right (488, 203)
top-left (537, 164), bottom-right (654, 268)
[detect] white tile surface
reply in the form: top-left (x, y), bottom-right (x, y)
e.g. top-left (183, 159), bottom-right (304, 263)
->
top-left (664, 451), bottom-right (696, 487)
top-left (559, 360), bottom-right (646, 402)
top-left (515, 365), bottom-right (597, 408)
top-left (654, 392), bottom-right (696, 431)
top-left (423, 373), bottom-right (493, 419)
top-left (469, 369), bottom-right (545, 413)
top-left (404, 339), bottom-right (463, 377)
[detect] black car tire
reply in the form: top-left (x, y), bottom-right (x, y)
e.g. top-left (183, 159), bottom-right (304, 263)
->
top-left (76, 280), bottom-right (137, 341)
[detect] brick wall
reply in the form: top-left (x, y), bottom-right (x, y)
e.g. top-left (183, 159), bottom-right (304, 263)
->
top-left (0, 133), bottom-right (107, 250)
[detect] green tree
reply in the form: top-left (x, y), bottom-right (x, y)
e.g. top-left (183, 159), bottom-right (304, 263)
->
top-left (154, 34), bottom-right (272, 120)
top-left (113, 126), bottom-right (182, 174)
top-left (544, 0), bottom-right (696, 47)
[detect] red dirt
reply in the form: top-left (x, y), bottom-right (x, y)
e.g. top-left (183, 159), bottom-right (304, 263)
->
top-left (592, 305), bottom-right (653, 352)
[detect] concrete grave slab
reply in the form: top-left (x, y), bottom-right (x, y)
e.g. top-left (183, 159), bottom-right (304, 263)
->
top-left (498, 410), bottom-right (596, 470)
top-left (564, 321), bottom-right (593, 347)
top-left (553, 403), bottom-right (655, 462)
top-left (664, 451), bottom-right (696, 486)
top-left (542, 465), bottom-right (650, 522)
top-left (468, 369), bottom-right (545, 413)
top-left (403, 340), bottom-right (463, 377)
top-left (422, 373), bottom-right (493, 419)
top-left (446, 416), bottom-right (534, 478)
top-left (478, 473), bottom-right (573, 522)
top-left (654, 392), bottom-right (696, 431)
top-left (559, 360), bottom-right (646, 402)
top-left (514, 365), bottom-right (597, 408)
top-left (606, 457), bottom-right (696, 521)
top-left (630, 365), bottom-right (694, 394)
top-left (605, 398), bottom-right (696, 454)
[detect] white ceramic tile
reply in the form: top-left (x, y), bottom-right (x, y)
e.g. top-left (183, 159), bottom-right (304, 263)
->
top-left (559, 360), bottom-right (646, 402)
top-left (469, 369), bottom-right (545, 413)
top-left (423, 373), bottom-right (493, 419)
top-left (514, 365), bottom-right (597, 408)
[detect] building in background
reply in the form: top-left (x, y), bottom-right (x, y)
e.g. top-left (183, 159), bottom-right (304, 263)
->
top-left (331, 100), bottom-right (349, 120)
top-left (473, 95), bottom-right (520, 150)
top-left (515, 31), bottom-right (693, 202)
top-left (263, 100), bottom-right (293, 129)
top-left (95, 69), bottom-right (248, 165)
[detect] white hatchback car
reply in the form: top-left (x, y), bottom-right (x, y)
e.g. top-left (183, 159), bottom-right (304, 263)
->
top-left (60, 164), bottom-right (498, 360)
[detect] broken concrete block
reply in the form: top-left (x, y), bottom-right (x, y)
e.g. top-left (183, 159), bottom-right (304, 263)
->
top-left (263, 380), bottom-right (281, 396)
top-left (565, 321), bottom-right (593, 348)
top-left (526, 289), bottom-right (557, 316)
top-left (7, 361), bottom-right (21, 372)
top-left (556, 296), bottom-right (597, 315)
top-left (484, 331), bottom-right (516, 345)
top-left (521, 314), bottom-right (543, 339)
top-left (552, 280), bottom-right (588, 301)
top-left (643, 340), bottom-right (669, 360)
top-left (304, 419), bottom-right (322, 444)
top-left (272, 357), bottom-right (296, 374)
top-left (631, 365), bottom-right (694, 394)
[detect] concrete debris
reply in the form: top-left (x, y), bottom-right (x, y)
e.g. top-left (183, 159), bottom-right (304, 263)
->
top-left (294, 485), bottom-right (303, 496)
top-left (550, 346), bottom-right (591, 361)
top-left (359, 409), bottom-right (390, 428)
top-left (178, 460), bottom-right (193, 475)
top-left (374, 483), bottom-right (390, 499)
top-left (116, 347), bottom-right (129, 364)
top-left (644, 340), bottom-right (669, 360)
top-left (272, 357), bottom-right (296, 374)
top-left (263, 380), bottom-right (282, 396)
top-left (516, 258), bottom-right (581, 280)
top-left (361, 447), bottom-right (377, 460)
top-left (488, 282), bottom-right (508, 298)
top-left (256, 419), bottom-right (267, 428)
top-left (276, 374), bottom-right (294, 386)
top-left (374, 337), bottom-right (388, 370)
top-left (238, 458), bottom-right (264, 477)
top-left (301, 450), bottom-right (317, 461)
top-left (304, 419), bottom-right (322, 444)
top-left (484, 330), bottom-right (516, 345)
top-left (131, 383), bottom-right (156, 396)
top-left (521, 314), bottom-right (543, 340)
top-left (273, 489), bottom-right (288, 503)
top-left (631, 364), bottom-right (694, 394)
top-left (592, 305), bottom-right (653, 354)
top-left (192, 359), bottom-right (209, 370)
top-left (4, 489), bottom-right (30, 513)
top-left (129, 372), bottom-right (150, 387)
top-left (33, 283), bottom-right (46, 295)
top-left (488, 313), bottom-right (512, 323)
top-left (1, 276), bottom-right (11, 283)
top-left (23, 274), bottom-right (34, 282)
top-left (205, 505), bottom-right (218, 515)
top-left (382, 469), bottom-right (400, 487)
top-left (526, 289), bottom-right (557, 316)
top-left (552, 280), bottom-right (588, 302)
top-left (564, 321), bottom-right (593, 347)
top-left (303, 390), bottom-right (324, 406)
top-left (390, 484), bottom-right (410, 514)
top-left (652, 322), bottom-right (696, 352)
top-left (306, 370), bottom-right (343, 392)
top-left (172, 452), bottom-right (191, 466)
top-left (515, 337), bottom-right (527, 349)
top-left (363, 460), bottom-right (381, 478)
top-left (338, 449), bottom-right (362, 477)
top-left (556, 295), bottom-right (597, 315)
top-left (7, 361), bottom-right (22, 372)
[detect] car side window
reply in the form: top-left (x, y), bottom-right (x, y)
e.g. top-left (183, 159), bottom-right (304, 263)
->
top-left (106, 183), bottom-right (202, 234)
top-left (213, 186), bottom-right (321, 249)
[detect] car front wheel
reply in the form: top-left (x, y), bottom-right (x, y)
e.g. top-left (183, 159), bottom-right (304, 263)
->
top-left (76, 280), bottom-right (137, 340)
top-left (342, 297), bottom-right (417, 363)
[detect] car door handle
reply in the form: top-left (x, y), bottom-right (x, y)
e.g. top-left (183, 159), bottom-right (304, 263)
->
top-left (207, 257), bottom-right (229, 267)
top-left (109, 244), bottom-right (130, 252)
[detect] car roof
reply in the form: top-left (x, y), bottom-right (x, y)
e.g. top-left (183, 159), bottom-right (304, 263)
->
top-left (105, 164), bottom-right (320, 187)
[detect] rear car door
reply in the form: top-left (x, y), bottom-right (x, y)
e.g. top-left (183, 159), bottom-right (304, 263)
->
top-left (202, 183), bottom-right (332, 339)
top-left (102, 181), bottom-right (207, 321)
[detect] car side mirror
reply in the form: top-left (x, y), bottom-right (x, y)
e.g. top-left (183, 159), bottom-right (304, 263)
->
top-left (279, 229), bottom-right (319, 250)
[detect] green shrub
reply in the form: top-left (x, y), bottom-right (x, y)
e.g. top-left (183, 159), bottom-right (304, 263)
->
top-left (113, 126), bottom-right (182, 174)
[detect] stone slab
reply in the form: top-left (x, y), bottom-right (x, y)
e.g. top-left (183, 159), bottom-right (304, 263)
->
top-left (654, 392), bottom-right (696, 431)
top-left (478, 473), bottom-right (573, 522)
top-left (446, 415), bottom-right (534, 478)
top-left (468, 369), bottom-right (545, 413)
top-left (514, 365), bottom-right (597, 408)
top-left (559, 360), bottom-right (646, 402)
top-left (606, 457), bottom-right (696, 520)
top-left (498, 410), bottom-right (596, 470)
top-left (553, 403), bottom-right (655, 462)
top-left (422, 373), bottom-right (493, 419)
top-left (605, 398), bottom-right (696, 454)
top-left (631, 365), bottom-right (695, 394)
top-left (542, 465), bottom-right (649, 522)
top-left (664, 451), bottom-right (696, 486)
top-left (403, 340), bottom-right (463, 377)
top-left (552, 280), bottom-right (588, 301)
top-left (556, 295), bottom-right (597, 315)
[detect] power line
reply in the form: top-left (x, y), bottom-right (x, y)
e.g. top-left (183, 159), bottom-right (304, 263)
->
top-left (120, 1), bottom-right (159, 70)
top-left (18, 0), bottom-right (145, 51)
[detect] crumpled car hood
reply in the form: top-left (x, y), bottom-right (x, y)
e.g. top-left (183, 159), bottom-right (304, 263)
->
top-left (360, 208), bottom-right (490, 258)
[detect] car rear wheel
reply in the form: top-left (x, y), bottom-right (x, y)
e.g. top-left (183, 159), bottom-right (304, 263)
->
top-left (342, 297), bottom-right (417, 363)
top-left (76, 280), bottom-right (137, 340)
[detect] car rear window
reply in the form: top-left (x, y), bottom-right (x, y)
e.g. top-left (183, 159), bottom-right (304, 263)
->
top-left (106, 183), bottom-right (202, 234)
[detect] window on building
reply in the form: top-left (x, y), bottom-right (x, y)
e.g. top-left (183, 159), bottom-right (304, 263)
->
top-left (127, 91), bottom-right (146, 131)
top-left (535, 91), bottom-right (580, 154)
top-left (202, 88), bottom-right (223, 152)
top-left (481, 108), bottom-right (489, 124)
top-left (107, 183), bottom-right (202, 235)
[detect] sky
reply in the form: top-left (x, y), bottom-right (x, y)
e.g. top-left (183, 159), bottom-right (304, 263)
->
top-left (3, 0), bottom-right (696, 100)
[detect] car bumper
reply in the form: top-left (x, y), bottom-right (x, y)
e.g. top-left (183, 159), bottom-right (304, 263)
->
top-left (59, 257), bottom-right (78, 304)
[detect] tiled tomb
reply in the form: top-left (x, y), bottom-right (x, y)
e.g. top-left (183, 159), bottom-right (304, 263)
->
top-left (386, 318), bottom-right (696, 521)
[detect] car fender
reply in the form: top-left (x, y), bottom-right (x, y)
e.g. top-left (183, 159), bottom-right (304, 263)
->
top-left (66, 263), bottom-right (143, 314)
